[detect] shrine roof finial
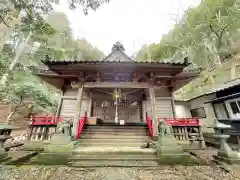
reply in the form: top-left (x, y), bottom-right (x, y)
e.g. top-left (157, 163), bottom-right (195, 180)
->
top-left (112, 41), bottom-right (125, 51)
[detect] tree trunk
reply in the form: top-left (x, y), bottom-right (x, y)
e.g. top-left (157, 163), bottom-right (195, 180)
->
top-left (5, 108), bottom-right (17, 124)
top-left (0, 17), bottom-right (21, 52)
top-left (231, 57), bottom-right (237, 79)
top-left (0, 32), bottom-right (32, 86)
top-left (5, 97), bottom-right (23, 124)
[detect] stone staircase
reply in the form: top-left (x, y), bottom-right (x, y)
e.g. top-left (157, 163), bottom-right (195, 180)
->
top-left (68, 125), bottom-right (159, 167)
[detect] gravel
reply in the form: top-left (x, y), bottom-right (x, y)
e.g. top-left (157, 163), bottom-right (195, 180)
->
top-left (4, 131), bottom-right (28, 150)
top-left (185, 148), bottom-right (218, 165)
top-left (0, 166), bottom-right (240, 180)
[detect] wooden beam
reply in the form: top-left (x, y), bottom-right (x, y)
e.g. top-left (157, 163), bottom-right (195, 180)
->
top-left (88, 92), bottom-right (93, 117)
top-left (61, 96), bottom-right (77, 100)
top-left (169, 87), bottom-right (176, 118)
top-left (83, 82), bottom-right (149, 88)
top-left (149, 85), bottom-right (157, 137)
top-left (55, 97), bottom-right (63, 117)
top-left (171, 99), bottom-right (176, 118)
top-left (34, 73), bottom-right (77, 78)
top-left (72, 84), bottom-right (83, 139)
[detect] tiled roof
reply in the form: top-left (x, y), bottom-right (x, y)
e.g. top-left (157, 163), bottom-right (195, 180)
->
top-left (206, 77), bottom-right (240, 94)
top-left (42, 42), bottom-right (190, 66)
top-left (178, 77), bottom-right (240, 101)
top-left (42, 59), bottom-right (190, 66)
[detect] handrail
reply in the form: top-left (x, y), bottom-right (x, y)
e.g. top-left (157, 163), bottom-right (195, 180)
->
top-left (76, 113), bottom-right (87, 139)
top-left (146, 112), bottom-right (153, 137)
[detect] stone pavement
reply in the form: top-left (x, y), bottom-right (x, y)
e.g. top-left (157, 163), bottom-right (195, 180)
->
top-left (0, 166), bottom-right (240, 180)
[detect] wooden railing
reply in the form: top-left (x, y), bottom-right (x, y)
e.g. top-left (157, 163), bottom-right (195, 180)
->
top-left (29, 115), bottom-right (74, 125)
top-left (28, 116), bottom-right (74, 141)
top-left (163, 118), bottom-right (200, 126)
top-left (146, 112), bottom-right (153, 137)
top-left (160, 117), bottom-right (205, 148)
top-left (76, 114), bottom-right (87, 139)
top-left (29, 115), bottom-right (87, 140)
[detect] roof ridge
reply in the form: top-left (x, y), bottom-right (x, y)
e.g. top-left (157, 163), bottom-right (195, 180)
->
top-left (101, 48), bottom-right (134, 62)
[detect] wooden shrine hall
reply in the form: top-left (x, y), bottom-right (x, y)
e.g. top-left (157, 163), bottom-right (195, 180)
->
top-left (32, 42), bottom-right (198, 140)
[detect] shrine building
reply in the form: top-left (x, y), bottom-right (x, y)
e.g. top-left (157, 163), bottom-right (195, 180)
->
top-left (34, 42), bottom-right (198, 139)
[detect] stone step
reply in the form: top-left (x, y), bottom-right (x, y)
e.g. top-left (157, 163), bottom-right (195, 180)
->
top-left (72, 147), bottom-right (156, 155)
top-left (68, 154), bottom-right (157, 161)
top-left (81, 131), bottom-right (148, 136)
top-left (78, 138), bottom-right (148, 143)
top-left (68, 160), bottom-right (159, 167)
top-left (83, 128), bottom-right (147, 133)
top-left (78, 142), bottom-right (145, 147)
top-left (80, 134), bottom-right (148, 139)
top-left (84, 125), bottom-right (147, 129)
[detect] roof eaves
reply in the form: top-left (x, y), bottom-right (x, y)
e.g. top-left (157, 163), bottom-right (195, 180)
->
top-left (42, 60), bottom-right (190, 66)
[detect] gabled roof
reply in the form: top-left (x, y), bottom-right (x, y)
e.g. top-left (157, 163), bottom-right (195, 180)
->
top-left (42, 42), bottom-right (190, 66)
top-left (101, 41), bottom-right (134, 62)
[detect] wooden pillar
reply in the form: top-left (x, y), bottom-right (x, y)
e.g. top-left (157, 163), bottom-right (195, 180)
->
top-left (149, 85), bottom-right (157, 139)
top-left (55, 88), bottom-right (64, 117)
top-left (169, 86), bottom-right (176, 118)
top-left (171, 99), bottom-right (176, 118)
top-left (142, 101), bottom-right (146, 122)
top-left (72, 84), bottom-right (83, 138)
top-left (55, 97), bottom-right (63, 117)
top-left (88, 91), bottom-right (92, 117)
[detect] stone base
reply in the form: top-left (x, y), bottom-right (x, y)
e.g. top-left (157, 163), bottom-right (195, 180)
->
top-left (156, 144), bottom-right (183, 155)
top-left (21, 141), bottom-right (46, 152)
top-left (213, 155), bottom-right (240, 165)
top-left (43, 134), bottom-right (74, 153)
top-left (27, 153), bottom-right (70, 165)
top-left (156, 135), bottom-right (203, 165)
top-left (0, 148), bottom-right (8, 161)
top-left (179, 140), bottom-right (207, 150)
top-left (157, 153), bottom-right (200, 165)
top-left (152, 136), bottom-right (158, 141)
top-left (49, 134), bottom-right (72, 145)
top-left (44, 143), bottom-right (74, 153)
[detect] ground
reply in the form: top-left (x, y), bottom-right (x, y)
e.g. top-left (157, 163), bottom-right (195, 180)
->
top-left (0, 166), bottom-right (240, 180)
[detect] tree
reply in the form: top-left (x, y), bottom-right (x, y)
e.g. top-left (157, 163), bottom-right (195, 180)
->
top-left (33, 12), bottom-right (105, 62)
top-left (136, 0), bottom-right (240, 69)
top-left (0, 0), bottom-right (109, 28)
top-left (0, 70), bottom-right (57, 123)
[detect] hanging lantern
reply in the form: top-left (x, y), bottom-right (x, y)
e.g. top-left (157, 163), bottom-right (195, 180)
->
top-left (71, 80), bottom-right (79, 88)
top-left (123, 94), bottom-right (127, 100)
top-left (113, 88), bottom-right (121, 100)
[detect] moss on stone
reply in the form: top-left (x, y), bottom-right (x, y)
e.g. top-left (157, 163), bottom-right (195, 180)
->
top-left (21, 141), bottom-right (46, 152)
top-left (157, 154), bottom-right (200, 165)
top-left (214, 155), bottom-right (240, 165)
top-left (27, 153), bottom-right (70, 165)
top-left (44, 143), bottom-right (74, 153)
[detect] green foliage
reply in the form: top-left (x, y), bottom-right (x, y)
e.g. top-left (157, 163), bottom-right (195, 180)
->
top-left (136, 0), bottom-right (240, 69)
top-left (0, 9), bottom-right (105, 123)
top-left (0, 0), bottom-right (109, 36)
top-left (34, 12), bottom-right (104, 62)
top-left (0, 70), bottom-right (57, 114)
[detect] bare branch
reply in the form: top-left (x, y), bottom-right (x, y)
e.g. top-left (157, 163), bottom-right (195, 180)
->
top-left (0, 15), bottom-right (10, 27)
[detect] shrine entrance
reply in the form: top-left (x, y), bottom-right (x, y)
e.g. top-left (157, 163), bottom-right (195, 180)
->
top-left (92, 88), bottom-right (142, 123)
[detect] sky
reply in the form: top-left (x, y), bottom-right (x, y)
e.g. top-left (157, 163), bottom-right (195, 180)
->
top-left (55, 0), bottom-right (201, 55)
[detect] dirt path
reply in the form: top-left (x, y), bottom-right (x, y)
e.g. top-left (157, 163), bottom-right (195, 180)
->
top-left (0, 166), bottom-right (239, 180)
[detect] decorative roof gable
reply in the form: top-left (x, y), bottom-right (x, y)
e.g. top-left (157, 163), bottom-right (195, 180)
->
top-left (101, 41), bottom-right (134, 62)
